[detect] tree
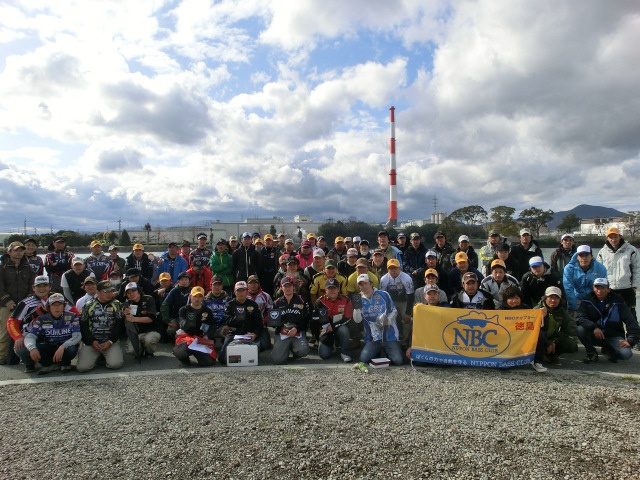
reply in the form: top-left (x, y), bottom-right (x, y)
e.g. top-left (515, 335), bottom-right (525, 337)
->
top-left (447, 205), bottom-right (488, 226)
top-left (623, 212), bottom-right (640, 238)
top-left (270, 225), bottom-right (277, 236)
top-left (144, 223), bottom-right (152, 245)
top-left (120, 229), bottom-right (132, 246)
top-left (557, 214), bottom-right (581, 234)
top-left (518, 207), bottom-right (554, 238)
top-left (489, 206), bottom-right (518, 236)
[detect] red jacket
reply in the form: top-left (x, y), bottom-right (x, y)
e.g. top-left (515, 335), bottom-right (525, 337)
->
top-left (187, 267), bottom-right (212, 294)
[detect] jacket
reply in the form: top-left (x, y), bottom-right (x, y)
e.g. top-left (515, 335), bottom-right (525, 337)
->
top-left (449, 245), bottom-right (479, 270)
top-left (534, 298), bottom-right (576, 341)
top-left (563, 254), bottom-right (608, 310)
top-left (187, 266), bottom-right (212, 294)
top-left (155, 253), bottom-right (188, 283)
top-left (451, 288), bottom-right (495, 310)
top-left (403, 244), bottom-right (428, 283)
top-left (576, 291), bottom-right (640, 346)
top-left (125, 252), bottom-right (154, 280)
top-left (596, 239), bottom-right (640, 290)
top-left (549, 245), bottom-right (577, 275)
top-left (480, 274), bottom-right (520, 309)
top-left (273, 294), bottom-right (310, 333)
top-left (232, 245), bottom-right (261, 282)
top-left (209, 250), bottom-right (233, 287)
top-left (479, 236), bottom-right (510, 276)
top-left (521, 263), bottom-right (564, 307)
top-left (0, 254), bottom-right (35, 307)
top-left (510, 239), bottom-right (543, 275)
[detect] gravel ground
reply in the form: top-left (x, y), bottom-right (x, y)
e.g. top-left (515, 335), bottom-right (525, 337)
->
top-left (0, 367), bottom-right (639, 480)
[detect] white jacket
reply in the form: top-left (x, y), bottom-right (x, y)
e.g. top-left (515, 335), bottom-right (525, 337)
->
top-left (596, 240), bottom-right (640, 290)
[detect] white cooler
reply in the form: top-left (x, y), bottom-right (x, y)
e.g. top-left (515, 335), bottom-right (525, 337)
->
top-left (226, 342), bottom-right (259, 366)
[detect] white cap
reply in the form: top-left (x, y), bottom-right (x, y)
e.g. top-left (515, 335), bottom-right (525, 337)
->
top-left (347, 248), bottom-right (359, 256)
top-left (529, 256), bottom-right (544, 267)
top-left (577, 245), bottom-right (591, 254)
top-left (313, 248), bottom-right (325, 257)
top-left (458, 235), bottom-right (469, 243)
top-left (124, 282), bottom-right (138, 292)
top-left (353, 236), bottom-right (362, 242)
top-left (520, 228), bottom-right (531, 236)
top-left (545, 286), bottom-right (562, 298)
top-left (560, 233), bottom-right (574, 241)
top-left (357, 274), bottom-right (370, 284)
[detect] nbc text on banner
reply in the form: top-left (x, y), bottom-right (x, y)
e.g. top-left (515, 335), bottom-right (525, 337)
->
top-left (411, 305), bottom-right (542, 368)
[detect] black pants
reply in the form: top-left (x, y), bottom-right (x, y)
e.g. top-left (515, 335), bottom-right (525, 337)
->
top-left (613, 288), bottom-right (637, 319)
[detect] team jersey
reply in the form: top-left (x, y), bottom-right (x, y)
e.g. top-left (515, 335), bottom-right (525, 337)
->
top-left (85, 254), bottom-right (112, 280)
top-left (7, 295), bottom-right (48, 340)
top-left (44, 250), bottom-right (75, 279)
top-left (26, 311), bottom-right (80, 347)
top-left (80, 298), bottom-right (124, 344)
top-left (27, 254), bottom-right (44, 276)
top-left (247, 289), bottom-right (273, 323)
top-left (359, 288), bottom-right (399, 343)
top-left (190, 247), bottom-right (213, 267)
top-left (203, 292), bottom-right (230, 330)
top-left (124, 294), bottom-right (157, 334)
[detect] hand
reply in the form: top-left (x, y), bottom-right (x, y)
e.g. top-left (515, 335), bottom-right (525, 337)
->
top-left (157, 288), bottom-right (166, 297)
top-left (92, 340), bottom-right (103, 351)
top-left (221, 326), bottom-right (230, 336)
top-left (100, 342), bottom-right (112, 351)
top-left (125, 313), bottom-right (135, 323)
top-left (405, 347), bottom-right (412, 359)
top-left (6, 301), bottom-right (16, 310)
top-left (14, 337), bottom-right (24, 350)
top-left (546, 343), bottom-right (556, 355)
top-left (593, 328), bottom-right (605, 340)
top-left (325, 324), bottom-right (333, 334)
top-left (618, 340), bottom-right (631, 348)
top-left (53, 346), bottom-right (65, 363)
top-left (286, 327), bottom-right (298, 338)
top-left (540, 307), bottom-right (548, 317)
top-left (29, 349), bottom-right (41, 362)
top-left (246, 332), bottom-right (257, 342)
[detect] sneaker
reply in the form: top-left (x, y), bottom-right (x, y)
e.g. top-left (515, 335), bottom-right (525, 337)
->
top-left (545, 354), bottom-right (561, 366)
top-left (583, 352), bottom-right (599, 364)
top-left (531, 362), bottom-right (547, 373)
top-left (38, 364), bottom-right (61, 375)
top-left (340, 353), bottom-right (352, 363)
top-left (60, 365), bottom-right (72, 373)
top-left (24, 365), bottom-right (36, 374)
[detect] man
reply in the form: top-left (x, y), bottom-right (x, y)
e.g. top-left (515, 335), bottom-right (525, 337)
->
top-left (76, 276), bottom-right (98, 311)
top-left (316, 236), bottom-right (329, 255)
top-left (23, 293), bottom-right (81, 374)
top-left (597, 227), bottom-right (639, 321)
top-left (24, 238), bottom-right (44, 276)
top-left (259, 234), bottom-right (279, 296)
top-left (173, 286), bottom-right (216, 367)
top-left (310, 260), bottom-right (347, 305)
top-left (377, 230), bottom-right (403, 266)
top-left (447, 252), bottom-right (483, 298)
top-left (495, 243), bottom-right (521, 280)
top-left (228, 235), bottom-right (239, 254)
top-left (117, 268), bottom-right (154, 301)
top-left (125, 244), bottom-right (154, 281)
top-left (369, 248), bottom-right (388, 280)
top-left (180, 241), bottom-right (192, 268)
top-left (419, 251), bottom-right (448, 294)
top-left (338, 248), bottom-right (359, 278)
top-left (190, 233), bottom-right (213, 268)
top-left (156, 242), bottom-right (188, 283)
top-left (108, 245), bottom-right (126, 274)
top-left (451, 272), bottom-right (495, 309)
top-left (450, 235), bottom-right (479, 269)
top-left (380, 258), bottom-right (414, 348)
top-left (344, 236), bottom-right (354, 251)
top-left (296, 240), bottom-right (315, 269)
top-left (510, 228), bottom-right (543, 276)
top-left (316, 278), bottom-right (354, 362)
top-left (271, 277), bottom-right (311, 364)
top-left (220, 281), bottom-right (264, 363)
top-left (203, 276), bottom-right (230, 350)
top-left (353, 274), bottom-right (403, 365)
top-left (44, 236), bottom-right (75, 292)
top-left (123, 281), bottom-right (160, 357)
top-left (60, 258), bottom-right (91, 304)
top-left (403, 233), bottom-right (427, 289)
top-left (549, 234), bottom-right (577, 275)
top-left (275, 233), bottom-right (287, 256)
top-left (395, 233), bottom-right (408, 254)
top-left (77, 280), bottom-right (124, 372)
top-left (160, 272), bottom-right (191, 340)
top-left (346, 258), bottom-right (379, 295)
top-left (576, 278), bottom-right (639, 363)
top-left (431, 231), bottom-right (455, 276)
top-left (0, 241), bottom-right (36, 364)
top-left (563, 246), bottom-right (607, 315)
top-left (480, 259), bottom-right (520, 309)
top-left (352, 236), bottom-right (362, 252)
top-left (358, 239), bottom-right (371, 261)
top-left (479, 230), bottom-right (508, 276)
top-left (247, 275), bottom-right (273, 350)
top-left (186, 259), bottom-right (212, 294)
top-left (7, 275), bottom-right (52, 370)
top-left (232, 232), bottom-right (261, 283)
top-left (306, 233), bottom-right (317, 249)
top-left (304, 249), bottom-right (325, 284)
top-left (274, 256), bottom-right (309, 300)
top-left (414, 273), bottom-right (449, 306)
top-left (210, 238), bottom-right (234, 295)
top-left (521, 256), bottom-right (564, 308)
top-left (327, 237), bottom-right (348, 263)
top-left (534, 286), bottom-right (578, 366)
top-left (85, 240), bottom-right (112, 281)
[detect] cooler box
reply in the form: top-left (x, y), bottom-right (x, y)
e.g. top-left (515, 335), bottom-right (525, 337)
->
top-left (226, 342), bottom-right (259, 367)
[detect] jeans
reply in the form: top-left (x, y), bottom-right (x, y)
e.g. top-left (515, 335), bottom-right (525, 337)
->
top-left (30, 343), bottom-right (79, 366)
top-left (318, 324), bottom-right (351, 359)
top-left (14, 342), bottom-right (34, 368)
top-left (576, 325), bottom-right (633, 360)
top-left (272, 334), bottom-right (310, 364)
top-left (360, 340), bottom-right (404, 365)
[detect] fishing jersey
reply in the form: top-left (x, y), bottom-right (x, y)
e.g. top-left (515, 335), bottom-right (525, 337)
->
top-left (26, 311), bottom-right (80, 347)
top-left (203, 292), bottom-right (230, 330)
top-left (26, 254), bottom-right (44, 276)
top-left (379, 271), bottom-right (415, 303)
top-left (124, 294), bottom-right (157, 334)
top-left (224, 298), bottom-right (263, 335)
top-left (178, 304), bottom-right (215, 337)
top-left (272, 294), bottom-right (310, 333)
top-left (7, 295), bottom-right (48, 340)
top-left (80, 298), bottom-right (124, 344)
top-left (190, 247), bottom-right (213, 268)
top-left (359, 288), bottom-right (399, 343)
top-left (85, 254), bottom-right (112, 281)
top-left (315, 294), bottom-right (353, 327)
top-left (44, 250), bottom-right (76, 279)
top-left (247, 289), bottom-right (273, 323)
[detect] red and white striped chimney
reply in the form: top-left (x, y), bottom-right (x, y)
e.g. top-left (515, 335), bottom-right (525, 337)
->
top-left (388, 106), bottom-right (398, 227)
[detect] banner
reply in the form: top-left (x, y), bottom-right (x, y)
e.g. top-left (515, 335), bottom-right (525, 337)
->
top-left (411, 305), bottom-right (542, 368)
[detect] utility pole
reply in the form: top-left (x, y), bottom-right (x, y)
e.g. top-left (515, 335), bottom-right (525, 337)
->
top-left (24, 218), bottom-right (27, 235)
top-left (118, 218), bottom-right (122, 234)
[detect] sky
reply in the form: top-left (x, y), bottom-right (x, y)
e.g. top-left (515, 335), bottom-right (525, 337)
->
top-left (0, 0), bottom-right (639, 234)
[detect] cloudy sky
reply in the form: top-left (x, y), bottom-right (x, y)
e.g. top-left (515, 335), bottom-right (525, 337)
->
top-left (1, 0), bottom-right (639, 233)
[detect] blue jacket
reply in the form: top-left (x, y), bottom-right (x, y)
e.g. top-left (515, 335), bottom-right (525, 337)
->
top-left (576, 291), bottom-right (640, 346)
top-left (155, 253), bottom-right (188, 283)
top-left (562, 253), bottom-right (607, 310)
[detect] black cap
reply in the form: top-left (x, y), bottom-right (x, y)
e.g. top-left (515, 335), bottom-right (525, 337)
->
top-left (434, 231), bottom-right (445, 239)
top-left (126, 268), bottom-right (142, 277)
top-left (168, 242), bottom-right (178, 248)
top-left (97, 281), bottom-right (115, 292)
top-left (178, 272), bottom-right (190, 280)
top-left (496, 243), bottom-right (510, 252)
top-left (192, 259), bottom-right (204, 268)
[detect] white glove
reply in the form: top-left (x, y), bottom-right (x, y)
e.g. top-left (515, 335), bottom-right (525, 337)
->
top-left (386, 309), bottom-right (398, 326)
top-left (353, 309), bottom-right (362, 324)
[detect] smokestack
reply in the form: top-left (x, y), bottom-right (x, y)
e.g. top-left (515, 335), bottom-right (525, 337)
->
top-left (388, 106), bottom-right (398, 227)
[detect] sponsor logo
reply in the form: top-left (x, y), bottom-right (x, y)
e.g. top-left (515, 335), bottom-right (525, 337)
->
top-left (442, 310), bottom-right (511, 358)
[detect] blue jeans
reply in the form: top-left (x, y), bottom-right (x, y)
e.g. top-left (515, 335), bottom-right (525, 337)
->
top-left (576, 325), bottom-right (633, 360)
top-left (16, 343), bottom-right (78, 367)
top-left (318, 324), bottom-right (351, 359)
top-left (360, 340), bottom-right (404, 365)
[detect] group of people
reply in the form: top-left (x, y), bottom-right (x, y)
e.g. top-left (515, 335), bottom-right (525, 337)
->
top-left (0, 226), bottom-right (638, 374)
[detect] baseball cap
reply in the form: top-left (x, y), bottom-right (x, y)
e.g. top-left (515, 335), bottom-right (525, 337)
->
top-left (216, 238), bottom-right (227, 245)
top-left (285, 238), bottom-right (294, 244)
top-left (325, 278), bottom-right (340, 289)
top-left (313, 249), bottom-right (325, 258)
top-left (425, 250), bottom-right (437, 259)
top-left (34, 275), bottom-right (51, 286)
top-left (72, 258), bottom-right (84, 265)
top-left (90, 240), bottom-right (101, 248)
top-left (83, 276), bottom-right (98, 285)
top-left (177, 272), bottom-right (190, 280)
top-left (133, 243), bottom-right (144, 250)
top-left (126, 268), bottom-right (141, 277)
top-left (560, 233), bottom-right (574, 241)
top-left (398, 233), bottom-right (407, 239)
top-left (491, 259), bottom-right (506, 270)
top-left (347, 248), bottom-right (358, 256)
top-left (606, 227), bottom-right (620, 236)
top-left (335, 236), bottom-right (345, 243)
top-left (247, 275), bottom-right (260, 284)
top-left (359, 239), bottom-right (369, 246)
top-left (357, 274), bottom-right (370, 284)
top-left (108, 245), bottom-right (119, 251)
top-left (434, 231), bottom-right (445, 239)
top-left (462, 272), bottom-right (478, 284)
top-left (425, 284), bottom-right (439, 293)
top-left (280, 277), bottom-right (294, 287)
top-left (264, 234), bottom-right (273, 241)
top-left (254, 238), bottom-right (264, 245)
top-left (192, 259), bottom-right (204, 268)
top-left (353, 236), bottom-right (361, 242)
top-left (325, 259), bottom-right (337, 268)
top-left (577, 245), bottom-right (592, 255)
top-left (356, 258), bottom-right (369, 268)
top-left (301, 240), bottom-right (312, 248)
top-left (197, 233), bottom-right (207, 240)
top-left (241, 232), bottom-right (251, 239)
top-left (344, 237), bottom-right (352, 243)
top-left (229, 235), bottom-right (238, 242)
top-left (191, 286), bottom-right (205, 297)
top-left (458, 235), bottom-right (469, 243)
top-left (307, 233), bottom-right (316, 240)
top-left (211, 276), bottom-right (223, 284)
top-left (286, 256), bottom-right (299, 264)
top-left (424, 268), bottom-right (439, 278)
top-left (125, 282), bottom-right (139, 292)
top-left (593, 278), bottom-right (610, 287)
top-left (181, 241), bottom-right (191, 248)
top-left (529, 256), bottom-right (544, 267)
top-left (97, 281), bottom-right (115, 292)
top-left (496, 243), bottom-right (510, 252)
top-left (455, 252), bottom-right (468, 264)
top-left (47, 293), bottom-right (66, 305)
top-left (234, 281), bottom-right (248, 291)
top-left (520, 228), bottom-right (531, 236)
top-left (159, 272), bottom-right (171, 282)
top-left (545, 286), bottom-right (562, 298)
top-left (410, 233), bottom-right (420, 240)
top-left (488, 229), bottom-right (499, 236)
top-left (372, 249), bottom-right (384, 256)
top-left (53, 236), bottom-right (66, 243)
top-left (168, 242), bottom-right (178, 248)
top-left (387, 258), bottom-right (400, 268)
top-left (8, 241), bottom-right (25, 251)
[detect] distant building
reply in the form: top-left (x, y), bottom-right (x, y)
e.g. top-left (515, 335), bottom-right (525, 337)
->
top-left (579, 217), bottom-right (627, 236)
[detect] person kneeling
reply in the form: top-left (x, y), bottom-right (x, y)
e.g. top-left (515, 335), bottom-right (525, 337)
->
top-left (316, 278), bottom-right (353, 362)
top-left (272, 277), bottom-right (311, 364)
top-left (173, 287), bottom-right (216, 367)
top-left (534, 286), bottom-right (578, 366)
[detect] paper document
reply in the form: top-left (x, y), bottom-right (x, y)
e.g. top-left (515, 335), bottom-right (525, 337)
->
top-left (187, 337), bottom-right (213, 354)
top-left (233, 334), bottom-right (253, 341)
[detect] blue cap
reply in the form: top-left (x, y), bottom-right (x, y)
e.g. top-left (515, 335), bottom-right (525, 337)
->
top-left (241, 232), bottom-right (251, 239)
